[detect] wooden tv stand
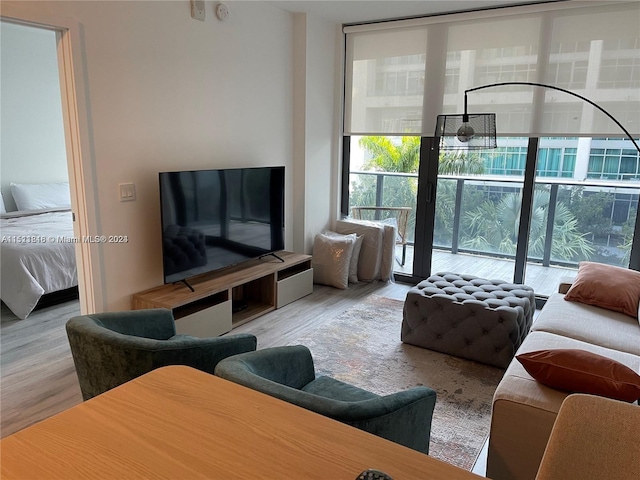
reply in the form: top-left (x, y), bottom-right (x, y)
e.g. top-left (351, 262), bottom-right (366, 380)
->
top-left (132, 251), bottom-right (313, 337)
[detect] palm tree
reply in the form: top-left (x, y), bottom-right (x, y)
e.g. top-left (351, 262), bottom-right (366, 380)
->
top-left (353, 137), bottom-right (596, 264)
top-left (358, 136), bottom-right (420, 173)
top-left (355, 137), bottom-right (487, 245)
top-left (438, 150), bottom-right (485, 175)
top-left (358, 137), bottom-right (485, 176)
top-left (461, 189), bottom-right (594, 261)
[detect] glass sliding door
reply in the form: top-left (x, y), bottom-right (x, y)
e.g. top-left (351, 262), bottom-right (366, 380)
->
top-left (431, 138), bottom-right (527, 282)
top-left (343, 135), bottom-right (640, 297)
top-left (346, 135), bottom-right (420, 275)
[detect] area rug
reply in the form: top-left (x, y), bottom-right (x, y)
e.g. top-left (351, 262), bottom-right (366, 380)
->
top-left (289, 295), bottom-right (505, 470)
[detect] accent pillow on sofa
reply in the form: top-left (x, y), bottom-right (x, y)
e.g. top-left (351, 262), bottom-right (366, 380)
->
top-left (516, 349), bottom-right (640, 402)
top-left (10, 182), bottom-right (71, 211)
top-left (564, 261), bottom-right (640, 319)
top-left (311, 232), bottom-right (356, 290)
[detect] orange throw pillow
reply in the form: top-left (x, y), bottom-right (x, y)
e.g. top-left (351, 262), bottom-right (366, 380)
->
top-left (564, 262), bottom-right (640, 318)
top-left (517, 349), bottom-right (640, 402)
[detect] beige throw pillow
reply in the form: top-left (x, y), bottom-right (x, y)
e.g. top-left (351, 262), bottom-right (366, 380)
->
top-left (311, 232), bottom-right (355, 289)
top-left (320, 230), bottom-right (362, 283)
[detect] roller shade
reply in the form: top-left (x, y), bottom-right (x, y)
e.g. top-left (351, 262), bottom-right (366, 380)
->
top-left (344, 1), bottom-right (640, 138)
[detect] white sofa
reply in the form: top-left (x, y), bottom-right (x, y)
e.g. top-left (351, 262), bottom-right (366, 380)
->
top-left (487, 286), bottom-right (640, 480)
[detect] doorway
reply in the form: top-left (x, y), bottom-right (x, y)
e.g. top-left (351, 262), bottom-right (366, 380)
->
top-left (0, 9), bottom-right (101, 316)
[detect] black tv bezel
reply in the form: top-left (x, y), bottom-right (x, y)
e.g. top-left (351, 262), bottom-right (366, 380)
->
top-left (158, 165), bottom-right (285, 285)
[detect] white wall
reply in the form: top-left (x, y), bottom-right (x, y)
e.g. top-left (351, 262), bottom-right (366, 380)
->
top-left (3, 1), bottom-right (342, 312)
top-left (0, 21), bottom-right (68, 212)
top-left (292, 13), bottom-right (341, 253)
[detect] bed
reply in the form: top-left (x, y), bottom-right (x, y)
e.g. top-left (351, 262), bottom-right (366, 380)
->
top-left (1, 208), bottom-right (78, 319)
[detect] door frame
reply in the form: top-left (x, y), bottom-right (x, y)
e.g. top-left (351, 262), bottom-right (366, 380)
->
top-left (1, 6), bottom-right (103, 314)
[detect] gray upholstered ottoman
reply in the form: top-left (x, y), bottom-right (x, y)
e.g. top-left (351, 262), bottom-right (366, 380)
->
top-left (401, 272), bottom-right (535, 368)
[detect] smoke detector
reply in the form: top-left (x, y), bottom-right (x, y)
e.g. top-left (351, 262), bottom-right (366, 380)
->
top-left (215, 3), bottom-right (229, 21)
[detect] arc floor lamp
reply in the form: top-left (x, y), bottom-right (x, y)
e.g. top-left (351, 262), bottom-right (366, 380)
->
top-left (435, 81), bottom-right (640, 154)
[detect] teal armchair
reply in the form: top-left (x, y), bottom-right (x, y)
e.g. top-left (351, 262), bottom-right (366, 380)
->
top-left (214, 345), bottom-right (437, 454)
top-left (66, 309), bottom-right (257, 400)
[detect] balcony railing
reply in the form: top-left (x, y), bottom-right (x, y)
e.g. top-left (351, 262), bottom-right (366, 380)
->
top-left (349, 170), bottom-right (639, 270)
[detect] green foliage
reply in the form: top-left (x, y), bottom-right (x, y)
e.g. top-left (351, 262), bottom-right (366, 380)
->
top-left (438, 151), bottom-right (485, 175)
top-left (560, 188), bottom-right (613, 237)
top-left (358, 136), bottom-right (420, 173)
top-left (350, 136), bottom-right (632, 266)
top-left (351, 137), bottom-right (420, 239)
top-left (557, 187), bottom-right (634, 265)
top-left (459, 188), bottom-right (595, 261)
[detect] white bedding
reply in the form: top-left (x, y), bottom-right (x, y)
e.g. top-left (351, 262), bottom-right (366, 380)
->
top-left (1, 209), bottom-right (77, 319)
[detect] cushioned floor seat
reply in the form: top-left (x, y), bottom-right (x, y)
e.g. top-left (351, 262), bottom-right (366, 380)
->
top-left (402, 272), bottom-right (535, 368)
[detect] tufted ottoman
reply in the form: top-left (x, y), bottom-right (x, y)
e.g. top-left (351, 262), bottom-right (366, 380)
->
top-left (401, 272), bottom-right (535, 368)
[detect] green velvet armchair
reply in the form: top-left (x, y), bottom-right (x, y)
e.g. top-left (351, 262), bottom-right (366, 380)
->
top-left (66, 309), bottom-right (257, 400)
top-left (214, 345), bottom-right (437, 454)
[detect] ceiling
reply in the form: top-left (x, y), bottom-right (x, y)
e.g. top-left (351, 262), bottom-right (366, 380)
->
top-left (267, 0), bottom-right (554, 24)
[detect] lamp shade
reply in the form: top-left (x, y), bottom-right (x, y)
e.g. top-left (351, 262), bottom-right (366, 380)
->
top-left (436, 113), bottom-right (497, 150)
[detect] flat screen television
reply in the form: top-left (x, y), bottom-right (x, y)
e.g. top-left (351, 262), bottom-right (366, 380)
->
top-left (159, 166), bottom-right (285, 285)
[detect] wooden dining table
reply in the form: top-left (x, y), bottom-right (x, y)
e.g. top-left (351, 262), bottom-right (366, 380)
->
top-left (1, 365), bottom-right (483, 479)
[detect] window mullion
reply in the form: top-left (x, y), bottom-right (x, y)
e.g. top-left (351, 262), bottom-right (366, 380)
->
top-left (514, 137), bottom-right (540, 284)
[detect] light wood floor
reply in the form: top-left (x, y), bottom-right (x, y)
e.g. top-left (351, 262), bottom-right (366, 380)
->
top-left (0, 281), bottom-right (409, 438)
top-left (0, 280), bottom-right (490, 476)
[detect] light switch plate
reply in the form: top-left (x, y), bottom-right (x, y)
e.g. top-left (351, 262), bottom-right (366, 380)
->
top-left (119, 183), bottom-right (136, 202)
top-left (191, 0), bottom-right (205, 21)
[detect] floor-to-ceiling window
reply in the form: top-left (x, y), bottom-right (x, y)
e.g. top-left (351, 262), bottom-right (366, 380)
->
top-left (342, 1), bottom-right (640, 297)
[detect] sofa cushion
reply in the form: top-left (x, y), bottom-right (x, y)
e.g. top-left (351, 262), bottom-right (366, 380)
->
top-left (532, 293), bottom-right (640, 356)
top-left (494, 331), bottom-right (640, 414)
top-left (564, 261), bottom-right (640, 318)
top-left (516, 349), bottom-right (640, 402)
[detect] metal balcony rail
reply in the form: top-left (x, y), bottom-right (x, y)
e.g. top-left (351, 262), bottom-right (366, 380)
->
top-left (349, 170), bottom-right (639, 268)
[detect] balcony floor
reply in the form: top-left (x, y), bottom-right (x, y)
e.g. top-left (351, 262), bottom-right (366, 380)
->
top-left (394, 246), bottom-right (578, 297)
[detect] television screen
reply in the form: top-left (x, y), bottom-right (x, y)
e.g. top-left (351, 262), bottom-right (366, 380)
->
top-left (159, 166), bottom-right (285, 284)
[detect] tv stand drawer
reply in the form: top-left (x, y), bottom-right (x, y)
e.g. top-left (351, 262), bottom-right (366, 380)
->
top-left (175, 300), bottom-right (232, 337)
top-left (277, 268), bottom-right (313, 308)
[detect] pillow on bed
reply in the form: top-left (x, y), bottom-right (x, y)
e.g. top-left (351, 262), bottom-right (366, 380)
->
top-left (10, 182), bottom-right (71, 211)
top-left (0, 193), bottom-right (6, 213)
